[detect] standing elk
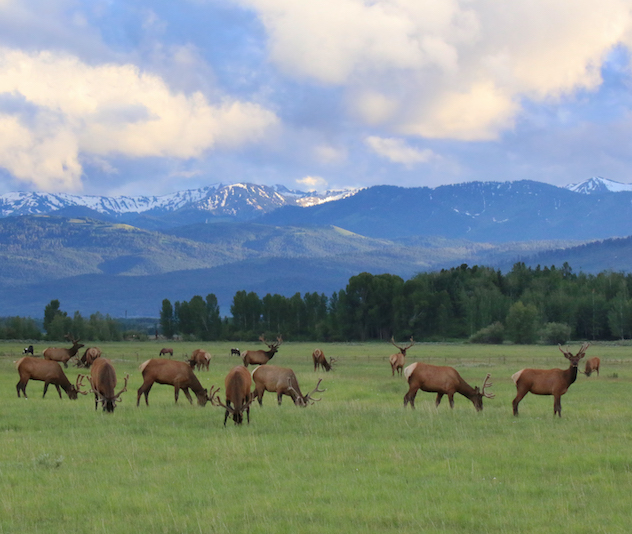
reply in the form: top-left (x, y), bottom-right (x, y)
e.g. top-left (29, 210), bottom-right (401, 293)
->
top-left (512, 343), bottom-right (589, 417)
top-left (252, 365), bottom-right (326, 406)
top-left (583, 356), bottom-right (601, 377)
top-left (403, 362), bottom-right (494, 411)
top-left (77, 347), bottom-right (101, 368)
top-left (187, 349), bottom-right (211, 371)
top-left (212, 366), bottom-right (254, 425)
top-left (389, 336), bottom-right (415, 377)
top-left (136, 359), bottom-right (212, 407)
top-left (159, 347), bottom-right (173, 357)
top-left (240, 335), bottom-right (283, 367)
top-left (230, 348), bottom-right (241, 357)
top-left (43, 334), bottom-right (84, 368)
top-left (312, 349), bottom-right (336, 372)
top-left (16, 357), bottom-right (87, 400)
top-left (85, 358), bottom-right (129, 412)
top-left (23, 345), bottom-right (34, 355)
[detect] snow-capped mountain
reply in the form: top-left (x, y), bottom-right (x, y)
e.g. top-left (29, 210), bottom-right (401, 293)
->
top-left (565, 176), bottom-right (632, 194)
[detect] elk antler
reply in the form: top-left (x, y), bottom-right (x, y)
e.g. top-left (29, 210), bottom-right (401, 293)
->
top-left (481, 373), bottom-right (495, 399)
top-left (113, 374), bottom-right (129, 402)
top-left (75, 374), bottom-right (89, 395)
top-left (390, 336), bottom-right (414, 353)
top-left (207, 385), bottom-right (221, 406)
top-left (305, 378), bottom-right (326, 404)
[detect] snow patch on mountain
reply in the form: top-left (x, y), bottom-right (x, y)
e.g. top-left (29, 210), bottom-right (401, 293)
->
top-left (566, 176), bottom-right (632, 194)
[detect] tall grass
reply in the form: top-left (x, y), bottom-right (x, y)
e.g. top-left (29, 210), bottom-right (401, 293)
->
top-left (0, 341), bottom-right (630, 533)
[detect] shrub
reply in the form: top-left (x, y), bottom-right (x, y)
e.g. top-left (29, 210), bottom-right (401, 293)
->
top-left (469, 322), bottom-right (505, 344)
top-left (540, 322), bottom-right (572, 345)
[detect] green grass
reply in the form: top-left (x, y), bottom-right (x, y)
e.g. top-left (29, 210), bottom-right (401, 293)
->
top-left (0, 341), bottom-right (630, 533)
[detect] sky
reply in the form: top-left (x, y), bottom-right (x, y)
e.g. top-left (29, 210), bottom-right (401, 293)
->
top-left (1, 0), bottom-right (632, 197)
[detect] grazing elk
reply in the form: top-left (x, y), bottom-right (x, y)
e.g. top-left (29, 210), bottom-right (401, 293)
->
top-left (403, 362), bottom-right (494, 411)
top-left (23, 345), bottom-right (34, 355)
top-left (187, 349), bottom-right (211, 371)
top-left (389, 336), bottom-right (415, 377)
top-left (240, 335), bottom-right (283, 367)
top-left (77, 347), bottom-right (101, 368)
top-left (252, 365), bottom-right (326, 407)
top-left (583, 357), bottom-right (601, 377)
top-left (86, 358), bottom-right (129, 413)
top-left (230, 348), bottom-right (241, 357)
top-left (136, 359), bottom-right (211, 407)
top-left (159, 347), bottom-right (173, 357)
top-left (512, 343), bottom-right (589, 417)
top-left (312, 349), bottom-right (336, 372)
top-left (15, 357), bottom-right (87, 400)
top-left (212, 366), bottom-right (254, 425)
top-left (43, 334), bottom-right (84, 368)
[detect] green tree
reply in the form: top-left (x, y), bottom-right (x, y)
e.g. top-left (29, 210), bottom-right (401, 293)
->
top-left (160, 299), bottom-right (175, 339)
top-left (506, 301), bottom-right (539, 344)
top-left (43, 299), bottom-right (67, 337)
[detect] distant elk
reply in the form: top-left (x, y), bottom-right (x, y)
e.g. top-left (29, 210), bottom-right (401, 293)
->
top-left (583, 357), bottom-right (601, 377)
top-left (77, 347), bottom-right (101, 368)
top-left (187, 349), bottom-right (211, 371)
top-left (240, 335), bottom-right (283, 367)
top-left (252, 365), bottom-right (326, 407)
top-left (403, 362), bottom-right (494, 411)
top-left (43, 334), bottom-right (84, 368)
top-left (230, 348), bottom-right (241, 357)
top-left (389, 336), bottom-right (415, 377)
top-left (136, 359), bottom-right (212, 407)
top-left (512, 343), bottom-right (589, 417)
top-left (159, 347), bottom-right (173, 357)
top-left (312, 349), bottom-right (336, 372)
top-left (86, 358), bottom-right (129, 413)
top-left (23, 345), bottom-right (34, 355)
top-left (212, 366), bottom-right (254, 425)
top-left (16, 356), bottom-right (87, 400)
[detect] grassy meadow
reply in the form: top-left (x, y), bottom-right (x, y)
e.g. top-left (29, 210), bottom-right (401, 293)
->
top-left (0, 340), bottom-right (630, 533)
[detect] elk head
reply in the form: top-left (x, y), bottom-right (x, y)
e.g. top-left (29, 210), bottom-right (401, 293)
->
top-left (558, 343), bottom-right (590, 366)
top-left (471, 373), bottom-right (495, 412)
top-left (260, 334), bottom-right (283, 354)
top-left (390, 336), bottom-right (415, 355)
top-left (69, 375), bottom-right (89, 400)
top-left (287, 378), bottom-right (326, 407)
top-left (88, 374), bottom-right (129, 413)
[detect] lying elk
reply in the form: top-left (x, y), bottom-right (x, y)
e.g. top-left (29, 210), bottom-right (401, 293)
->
top-left (159, 347), bottom-right (173, 357)
top-left (212, 366), bottom-right (254, 425)
top-left (43, 334), bottom-right (84, 368)
top-left (403, 362), bottom-right (494, 411)
top-left (137, 359), bottom-right (212, 407)
top-left (512, 343), bottom-right (589, 417)
top-left (252, 365), bottom-right (326, 406)
top-left (16, 356), bottom-right (87, 400)
top-left (312, 349), bottom-right (336, 372)
top-left (583, 356), bottom-right (601, 377)
top-left (77, 347), bottom-right (101, 368)
top-left (240, 334), bottom-right (283, 367)
top-left (389, 336), bottom-right (415, 377)
top-left (86, 358), bottom-right (129, 413)
top-left (187, 349), bottom-right (211, 371)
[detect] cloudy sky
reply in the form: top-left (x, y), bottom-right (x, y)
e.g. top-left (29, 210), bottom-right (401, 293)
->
top-left (1, 0), bottom-right (632, 196)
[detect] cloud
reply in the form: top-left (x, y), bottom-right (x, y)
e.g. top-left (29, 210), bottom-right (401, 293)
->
top-left (296, 175), bottom-right (328, 191)
top-left (0, 47), bottom-right (278, 191)
top-left (365, 136), bottom-right (436, 165)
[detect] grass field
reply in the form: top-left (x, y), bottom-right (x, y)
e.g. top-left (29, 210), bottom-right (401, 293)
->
top-left (0, 340), bottom-right (630, 533)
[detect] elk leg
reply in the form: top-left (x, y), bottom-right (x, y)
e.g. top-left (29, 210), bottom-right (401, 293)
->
top-left (223, 400), bottom-right (232, 426)
top-left (403, 387), bottom-right (418, 408)
top-left (174, 386), bottom-right (180, 403)
top-left (54, 384), bottom-right (63, 399)
top-left (277, 392), bottom-right (283, 405)
top-left (16, 381), bottom-right (27, 398)
top-left (553, 396), bottom-right (562, 417)
top-left (43, 382), bottom-right (50, 398)
top-left (246, 405), bottom-right (250, 424)
top-left (448, 394), bottom-right (455, 409)
top-left (435, 393), bottom-right (443, 407)
top-left (137, 382), bottom-right (153, 406)
top-left (255, 389), bottom-right (264, 406)
top-left (94, 393), bottom-right (99, 410)
top-left (512, 391), bottom-right (527, 416)
top-left (182, 388), bottom-right (194, 404)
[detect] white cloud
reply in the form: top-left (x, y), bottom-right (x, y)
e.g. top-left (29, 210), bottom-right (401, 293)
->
top-left (313, 144), bottom-right (347, 164)
top-left (365, 136), bottom-right (436, 165)
top-left (296, 175), bottom-right (328, 191)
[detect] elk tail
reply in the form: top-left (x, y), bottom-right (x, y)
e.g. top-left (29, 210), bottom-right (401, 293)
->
top-left (403, 362), bottom-right (418, 380)
top-left (511, 370), bottom-right (524, 385)
top-left (139, 359), bottom-right (152, 373)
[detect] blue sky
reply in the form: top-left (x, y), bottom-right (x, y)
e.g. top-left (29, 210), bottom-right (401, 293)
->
top-left (1, 0), bottom-right (632, 196)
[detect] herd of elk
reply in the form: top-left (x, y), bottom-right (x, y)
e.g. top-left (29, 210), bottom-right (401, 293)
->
top-left (136, 359), bottom-right (212, 407)
top-left (403, 362), bottom-right (495, 411)
top-left (583, 356), bottom-right (601, 377)
top-left (512, 343), bottom-right (589, 417)
top-left (212, 366), bottom-right (254, 425)
top-left (16, 356), bottom-right (87, 400)
top-left (187, 349), bottom-right (211, 371)
top-left (43, 334), bottom-right (84, 368)
top-left (252, 365), bottom-right (326, 406)
top-left (238, 335), bottom-right (283, 367)
top-left (389, 336), bottom-right (415, 377)
top-left (77, 347), bottom-right (101, 368)
top-left (85, 358), bottom-right (129, 412)
top-left (312, 349), bottom-right (336, 372)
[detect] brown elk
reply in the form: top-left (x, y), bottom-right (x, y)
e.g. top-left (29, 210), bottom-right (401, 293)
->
top-left (512, 343), bottom-right (589, 417)
top-left (187, 349), bottom-right (211, 371)
top-left (159, 347), bottom-right (173, 357)
top-left (389, 336), bottom-right (414, 377)
top-left (240, 335), bottom-right (283, 367)
top-left (136, 359), bottom-right (212, 407)
top-left (312, 349), bottom-right (336, 372)
top-left (86, 358), bottom-right (129, 412)
top-left (16, 357), bottom-right (87, 400)
top-left (43, 334), bottom-right (84, 368)
top-left (252, 365), bottom-right (326, 406)
top-left (583, 356), bottom-right (601, 377)
top-left (403, 362), bottom-right (494, 411)
top-left (212, 366), bottom-right (254, 425)
top-left (77, 347), bottom-right (101, 368)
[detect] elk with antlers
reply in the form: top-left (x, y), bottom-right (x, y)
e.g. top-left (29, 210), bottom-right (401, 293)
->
top-left (136, 359), bottom-right (212, 407)
top-left (403, 362), bottom-right (494, 411)
top-left (85, 358), bottom-right (129, 412)
top-left (312, 349), bottom-right (336, 372)
top-left (212, 366), bottom-right (254, 425)
top-left (252, 365), bottom-right (325, 407)
top-left (43, 334), bottom-right (85, 368)
top-left (77, 347), bottom-right (101, 368)
top-left (389, 336), bottom-right (414, 377)
top-left (583, 357), bottom-right (600, 377)
top-left (512, 343), bottom-right (589, 417)
top-left (240, 335), bottom-right (283, 367)
top-left (16, 357), bottom-right (87, 400)
top-left (187, 349), bottom-right (211, 371)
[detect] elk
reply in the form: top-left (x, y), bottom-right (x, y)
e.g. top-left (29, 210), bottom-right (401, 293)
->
top-left (240, 335), bottom-right (283, 367)
top-left (252, 365), bottom-right (326, 406)
top-left (85, 358), bottom-right (129, 413)
top-left (136, 359), bottom-right (211, 407)
top-left (43, 334), bottom-right (84, 368)
top-left (159, 347), bottom-right (173, 357)
top-left (512, 343), bottom-right (589, 417)
top-left (15, 357), bottom-right (87, 400)
top-left (230, 348), bottom-right (241, 357)
top-left (389, 336), bottom-right (414, 377)
top-left (77, 347), bottom-right (101, 368)
top-left (403, 362), bottom-right (494, 411)
top-left (312, 349), bottom-right (336, 372)
top-left (583, 356), bottom-right (601, 377)
top-left (212, 366), bottom-right (254, 425)
top-left (187, 349), bottom-right (211, 371)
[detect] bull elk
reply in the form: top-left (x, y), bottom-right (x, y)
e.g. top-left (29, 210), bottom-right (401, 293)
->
top-left (389, 336), bottom-right (414, 377)
top-left (212, 366), bottom-right (254, 425)
top-left (136, 359), bottom-right (212, 407)
top-left (187, 349), bottom-right (211, 371)
top-left (77, 347), bottom-right (101, 368)
top-left (16, 357), bottom-right (87, 400)
top-left (403, 362), bottom-right (494, 411)
top-left (85, 358), bottom-right (129, 412)
top-left (240, 335), bottom-right (283, 367)
top-left (252, 365), bottom-right (326, 407)
top-left (312, 349), bottom-right (336, 372)
top-left (43, 334), bottom-right (84, 368)
top-left (583, 356), bottom-right (600, 377)
top-left (512, 343), bottom-right (589, 417)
